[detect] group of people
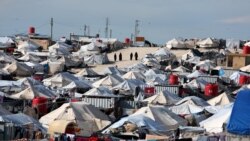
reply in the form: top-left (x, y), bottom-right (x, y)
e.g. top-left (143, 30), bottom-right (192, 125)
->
top-left (113, 52), bottom-right (139, 61)
top-left (130, 52), bottom-right (138, 61)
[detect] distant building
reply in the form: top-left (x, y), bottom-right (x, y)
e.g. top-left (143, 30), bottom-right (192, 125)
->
top-left (226, 53), bottom-right (250, 69)
top-left (29, 34), bottom-right (52, 50)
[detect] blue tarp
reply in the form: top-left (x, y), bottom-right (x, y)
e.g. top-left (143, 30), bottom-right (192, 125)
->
top-left (227, 89), bottom-right (250, 135)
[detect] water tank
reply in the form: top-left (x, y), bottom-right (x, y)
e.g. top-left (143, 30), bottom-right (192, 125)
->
top-left (239, 75), bottom-right (248, 85)
top-left (32, 97), bottom-right (48, 115)
top-left (144, 86), bottom-right (155, 97)
top-left (125, 38), bottom-right (130, 44)
top-left (205, 83), bottom-right (218, 96)
top-left (243, 46), bottom-right (250, 54)
top-left (169, 74), bottom-right (178, 85)
top-left (29, 26), bottom-right (35, 34)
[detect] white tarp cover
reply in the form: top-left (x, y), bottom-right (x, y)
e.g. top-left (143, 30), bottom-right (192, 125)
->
top-left (184, 56), bottom-right (201, 64)
top-left (18, 53), bottom-right (43, 63)
top-left (166, 38), bottom-right (186, 49)
top-left (57, 56), bottom-right (82, 68)
top-left (196, 38), bottom-right (219, 48)
top-left (226, 39), bottom-right (239, 49)
top-left (83, 87), bottom-right (117, 97)
top-left (122, 71), bottom-right (146, 81)
top-left (63, 80), bottom-right (92, 90)
top-left (43, 72), bottom-right (79, 87)
top-left (240, 65), bottom-right (250, 72)
top-left (102, 66), bottom-right (125, 76)
top-left (184, 78), bottom-right (208, 91)
top-left (0, 36), bottom-right (14, 44)
top-left (0, 113), bottom-right (46, 133)
top-left (170, 96), bottom-right (210, 115)
top-left (84, 54), bottom-right (109, 65)
top-left (8, 85), bottom-right (56, 100)
top-left (187, 70), bottom-right (206, 78)
top-left (143, 90), bottom-right (182, 105)
top-left (112, 80), bottom-right (138, 95)
top-left (207, 93), bottom-right (234, 106)
top-left (0, 52), bottom-right (16, 63)
top-left (47, 61), bottom-right (64, 75)
top-left (39, 101), bottom-right (111, 136)
top-left (193, 60), bottom-right (216, 71)
top-left (154, 48), bottom-right (176, 61)
top-left (48, 42), bottom-right (71, 56)
top-left (92, 74), bottom-right (124, 88)
top-left (144, 69), bottom-right (166, 81)
top-left (4, 61), bottom-right (33, 76)
top-left (173, 66), bottom-right (190, 73)
top-left (17, 41), bottom-right (39, 54)
top-left (103, 105), bottom-right (187, 134)
top-left (200, 103), bottom-right (233, 133)
top-left (75, 68), bottom-right (99, 77)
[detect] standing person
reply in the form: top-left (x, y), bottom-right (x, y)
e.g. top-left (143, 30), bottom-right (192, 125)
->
top-left (119, 52), bottom-right (122, 61)
top-left (130, 52), bottom-right (133, 60)
top-left (114, 53), bottom-right (117, 61)
top-left (135, 52), bottom-right (138, 60)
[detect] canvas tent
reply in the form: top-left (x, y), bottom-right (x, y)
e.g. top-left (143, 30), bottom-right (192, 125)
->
top-left (112, 80), bottom-right (140, 96)
top-left (196, 38), bottom-right (219, 48)
top-left (7, 84), bottom-right (56, 100)
top-left (83, 87), bottom-right (116, 97)
top-left (102, 66), bottom-right (125, 76)
top-left (103, 105), bottom-right (187, 134)
top-left (153, 48), bottom-right (176, 61)
top-left (187, 70), bottom-right (206, 79)
top-left (74, 68), bottom-right (99, 77)
top-left (240, 65), bottom-right (250, 72)
top-left (18, 53), bottom-right (43, 62)
top-left (39, 101), bottom-right (111, 136)
top-left (43, 72), bottom-right (79, 87)
top-left (166, 38), bottom-right (186, 49)
top-left (200, 103), bottom-right (233, 133)
top-left (170, 96), bottom-right (210, 115)
top-left (227, 89), bottom-right (250, 135)
top-left (193, 60), bottom-right (216, 71)
top-left (92, 74), bottom-right (124, 88)
top-left (122, 71), bottom-right (146, 81)
top-left (84, 54), bottom-right (109, 65)
top-left (143, 90), bottom-right (181, 105)
top-left (63, 80), bottom-right (92, 90)
top-left (4, 61), bottom-right (33, 76)
top-left (207, 93), bottom-right (234, 106)
top-left (17, 41), bottom-right (39, 54)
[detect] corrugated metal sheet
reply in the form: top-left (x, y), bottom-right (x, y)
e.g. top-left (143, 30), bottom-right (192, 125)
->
top-left (82, 97), bottom-right (115, 109)
top-left (198, 76), bottom-right (218, 83)
top-left (140, 85), bottom-right (181, 95)
top-left (119, 100), bottom-right (137, 109)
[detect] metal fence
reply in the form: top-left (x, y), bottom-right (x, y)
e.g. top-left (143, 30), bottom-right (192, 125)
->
top-left (82, 97), bottom-right (115, 109)
top-left (140, 85), bottom-right (181, 95)
top-left (198, 76), bottom-right (218, 83)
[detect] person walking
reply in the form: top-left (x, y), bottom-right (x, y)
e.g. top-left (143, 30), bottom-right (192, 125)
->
top-left (135, 52), bottom-right (138, 60)
top-left (114, 53), bottom-right (117, 61)
top-left (130, 52), bottom-right (133, 60)
top-left (119, 52), bottom-right (122, 61)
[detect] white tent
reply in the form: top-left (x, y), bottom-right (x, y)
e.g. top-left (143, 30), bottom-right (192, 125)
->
top-left (226, 39), bottom-right (239, 49)
top-left (103, 105), bottom-right (187, 134)
top-left (200, 104), bottom-right (233, 133)
top-left (84, 54), bottom-right (109, 65)
top-left (187, 70), bottom-right (206, 79)
top-left (18, 53), bottom-right (43, 62)
top-left (184, 78), bottom-right (208, 91)
top-left (102, 66), bottom-right (125, 76)
top-left (122, 71), bottom-right (146, 81)
top-left (17, 41), bottom-right (39, 54)
top-left (0, 52), bottom-right (15, 64)
top-left (144, 69), bottom-right (166, 81)
top-left (170, 96), bottom-right (210, 115)
top-left (43, 72), bottom-right (79, 87)
top-left (7, 85), bottom-right (56, 100)
top-left (4, 61), bottom-right (33, 76)
top-left (0, 113), bottom-right (46, 133)
top-left (196, 38), bottom-right (219, 48)
top-left (0, 36), bottom-right (14, 45)
top-left (173, 66), bottom-right (190, 73)
top-left (112, 80), bottom-right (139, 95)
top-left (193, 60), bottom-right (216, 71)
top-left (240, 65), bottom-right (250, 72)
top-left (166, 38), bottom-right (186, 49)
top-left (244, 41), bottom-right (250, 47)
top-left (75, 68), bottom-right (99, 77)
top-left (92, 75), bottom-right (124, 88)
top-left (83, 87), bottom-right (116, 97)
top-left (153, 48), bottom-right (176, 61)
top-left (143, 90), bottom-right (181, 105)
top-left (207, 93), bottom-right (234, 106)
top-left (80, 42), bottom-right (100, 52)
top-left (48, 42), bottom-right (71, 56)
top-left (184, 56), bottom-right (201, 64)
top-left (39, 101), bottom-right (111, 136)
top-left (63, 80), bottom-right (92, 90)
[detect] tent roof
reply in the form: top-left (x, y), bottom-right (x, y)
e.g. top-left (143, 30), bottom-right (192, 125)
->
top-left (143, 90), bottom-right (181, 105)
top-left (75, 68), bottom-right (99, 77)
top-left (92, 74), bottom-right (124, 88)
top-left (48, 120), bottom-right (77, 135)
top-left (207, 93), bottom-right (234, 106)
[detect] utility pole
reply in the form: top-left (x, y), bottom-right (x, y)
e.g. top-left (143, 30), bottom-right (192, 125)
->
top-left (134, 20), bottom-right (139, 45)
top-left (87, 26), bottom-right (90, 36)
top-left (84, 24), bottom-right (87, 36)
top-left (105, 17), bottom-right (109, 38)
top-left (109, 29), bottom-right (112, 38)
top-left (50, 18), bottom-right (53, 41)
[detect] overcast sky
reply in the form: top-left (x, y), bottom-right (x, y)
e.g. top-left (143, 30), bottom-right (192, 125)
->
top-left (0, 0), bottom-right (250, 44)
